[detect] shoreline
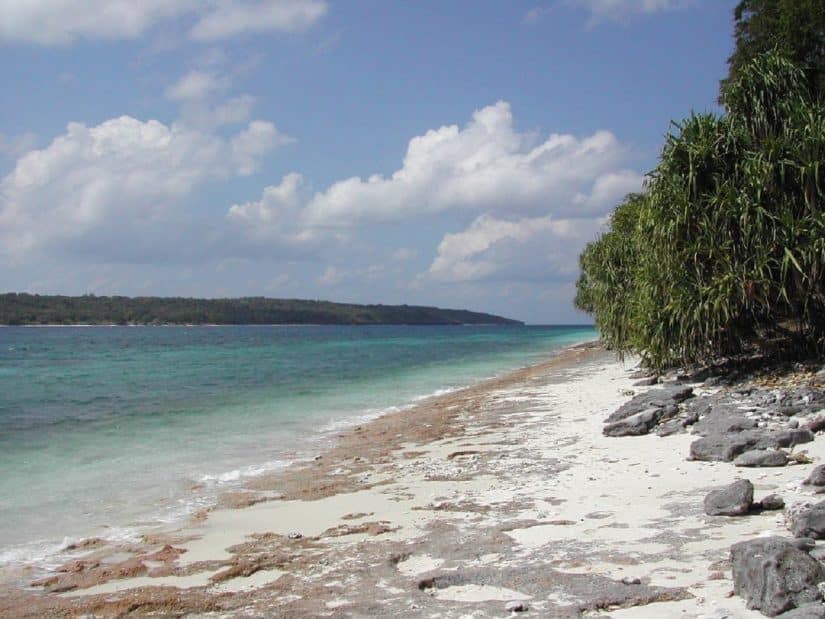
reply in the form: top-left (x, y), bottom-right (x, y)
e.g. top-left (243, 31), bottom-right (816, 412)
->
top-left (4, 340), bottom-right (821, 616)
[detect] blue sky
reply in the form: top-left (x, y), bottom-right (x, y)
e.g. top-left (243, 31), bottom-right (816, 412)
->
top-left (0, 0), bottom-right (736, 323)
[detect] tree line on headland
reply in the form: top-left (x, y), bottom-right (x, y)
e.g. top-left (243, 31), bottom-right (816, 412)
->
top-left (0, 293), bottom-right (522, 326)
top-left (575, 0), bottom-right (825, 369)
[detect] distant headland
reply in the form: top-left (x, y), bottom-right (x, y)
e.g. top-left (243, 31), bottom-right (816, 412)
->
top-left (0, 293), bottom-right (523, 326)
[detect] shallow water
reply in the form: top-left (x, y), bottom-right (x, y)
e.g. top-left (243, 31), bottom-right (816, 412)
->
top-left (0, 324), bottom-right (594, 567)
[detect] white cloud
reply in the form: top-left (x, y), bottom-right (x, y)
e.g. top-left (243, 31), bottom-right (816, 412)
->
top-left (427, 214), bottom-right (603, 283)
top-left (568, 0), bottom-right (694, 23)
top-left (305, 101), bottom-right (636, 226)
top-left (231, 121), bottom-right (294, 176)
top-left (189, 0), bottom-right (329, 42)
top-left (0, 0), bottom-right (328, 46)
top-left (166, 70), bottom-right (226, 101)
top-left (0, 116), bottom-right (288, 259)
top-left (0, 131), bottom-right (38, 159)
top-left (228, 172), bottom-right (304, 226)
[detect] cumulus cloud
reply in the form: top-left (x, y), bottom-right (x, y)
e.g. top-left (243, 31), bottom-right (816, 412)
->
top-left (228, 173), bottom-right (304, 228)
top-left (0, 131), bottom-right (38, 159)
top-left (231, 121), bottom-right (294, 175)
top-left (567, 0), bottom-right (695, 23)
top-left (304, 101), bottom-right (637, 226)
top-left (165, 70), bottom-right (227, 101)
top-left (427, 214), bottom-right (604, 283)
top-left (0, 116), bottom-right (289, 259)
top-left (0, 0), bottom-right (328, 46)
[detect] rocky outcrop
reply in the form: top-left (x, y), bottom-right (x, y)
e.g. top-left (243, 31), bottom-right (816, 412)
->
top-left (603, 387), bottom-right (693, 437)
top-left (731, 537), bottom-right (825, 616)
top-left (690, 429), bottom-right (813, 462)
top-left (704, 479), bottom-right (754, 516)
top-left (735, 449), bottom-right (790, 467)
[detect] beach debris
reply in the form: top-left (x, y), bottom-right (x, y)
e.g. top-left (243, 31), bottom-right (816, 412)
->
top-left (288, 532), bottom-right (303, 539)
top-left (620, 576), bottom-right (642, 585)
top-left (506, 600), bottom-right (529, 612)
top-left (735, 449), bottom-right (790, 467)
top-left (759, 494), bottom-right (786, 511)
top-left (704, 479), bottom-right (754, 516)
top-left (731, 536), bottom-right (825, 616)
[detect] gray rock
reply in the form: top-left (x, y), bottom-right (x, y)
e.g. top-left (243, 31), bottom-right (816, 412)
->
top-left (692, 406), bottom-right (759, 436)
top-left (760, 494), bottom-right (786, 511)
top-left (633, 376), bottom-right (659, 387)
top-left (604, 405), bottom-right (681, 437)
top-left (704, 479), bottom-right (754, 516)
top-left (731, 537), bottom-right (825, 616)
top-left (805, 417), bottom-right (825, 433)
top-left (805, 465), bottom-right (825, 487)
top-left (656, 418), bottom-right (687, 436)
top-left (606, 386), bottom-right (694, 424)
top-left (789, 502), bottom-right (825, 539)
top-left (735, 449), bottom-right (790, 467)
top-left (774, 429), bottom-right (816, 448)
top-left (777, 603), bottom-right (825, 618)
top-left (690, 429), bottom-right (814, 462)
top-left (690, 432), bottom-right (765, 461)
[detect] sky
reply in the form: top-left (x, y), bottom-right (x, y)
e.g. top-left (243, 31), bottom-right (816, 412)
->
top-left (0, 0), bottom-right (737, 324)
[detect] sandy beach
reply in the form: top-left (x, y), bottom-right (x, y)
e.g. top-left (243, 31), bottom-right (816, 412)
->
top-left (3, 342), bottom-right (824, 617)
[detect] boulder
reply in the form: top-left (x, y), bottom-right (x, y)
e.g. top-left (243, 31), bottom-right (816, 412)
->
top-left (656, 418), bottom-right (687, 436)
top-left (788, 501), bottom-right (825, 539)
top-left (731, 537), bottom-right (825, 616)
top-left (690, 429), bottom-right (814, 462)
top-left (805, 465), bottom-right (825, 487)
top-left (704, 479), bottom-right (754, 516)
top-left (777, 603), bottom-right (825, 618)
top-left (735, 449), bottom-right (790, 468)
top-left (760, 494), bottom-right (787, 511)
top-left (606, 386), bottom-right (694, 424)
top-left (692, 406), bottom-right (759, 436)
top-left (604, 406), bottom-right (678, 437)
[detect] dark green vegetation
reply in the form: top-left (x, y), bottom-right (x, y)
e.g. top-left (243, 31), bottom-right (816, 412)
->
top-left (0, 293), bottom-right (522, 326)
top-left (576, 1), bottom-right (825, 369)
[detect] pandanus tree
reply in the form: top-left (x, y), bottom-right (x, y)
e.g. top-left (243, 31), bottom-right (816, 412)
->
top-left (575, 51), bottom-right (825, 368)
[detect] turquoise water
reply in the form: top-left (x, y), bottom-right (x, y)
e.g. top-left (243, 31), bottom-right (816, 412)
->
top-left (0, 324), bottom-right (594, 567)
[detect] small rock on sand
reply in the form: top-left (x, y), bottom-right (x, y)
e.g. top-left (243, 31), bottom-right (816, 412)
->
top-left (734, 449), bottom-right (789, 467)
top-left (760, 494), bottom-right (786, 510)
top-left (704, 479), bottom-right (754, 516)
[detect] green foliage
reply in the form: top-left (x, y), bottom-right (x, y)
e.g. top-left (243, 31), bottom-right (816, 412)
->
top-left (723, 0), bottom-right (825, 96)
top-left (576, 51), bottom-right (825, 368)
top-left (0, 294), bottom-right (522, 326)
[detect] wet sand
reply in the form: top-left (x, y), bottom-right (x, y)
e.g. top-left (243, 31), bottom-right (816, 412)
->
top-left (2, 341), bottom-right (814, 617)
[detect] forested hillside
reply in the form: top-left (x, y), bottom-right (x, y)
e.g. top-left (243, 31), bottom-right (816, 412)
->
top-left (0, 293), bottom-right (522, 326)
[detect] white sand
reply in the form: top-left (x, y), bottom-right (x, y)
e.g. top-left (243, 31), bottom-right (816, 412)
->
top-left (56, 350), bottom-right (825, 616)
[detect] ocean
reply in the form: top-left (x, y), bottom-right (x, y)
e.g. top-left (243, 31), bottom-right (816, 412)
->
top-left (0, 324), bottom-right (595, 569)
